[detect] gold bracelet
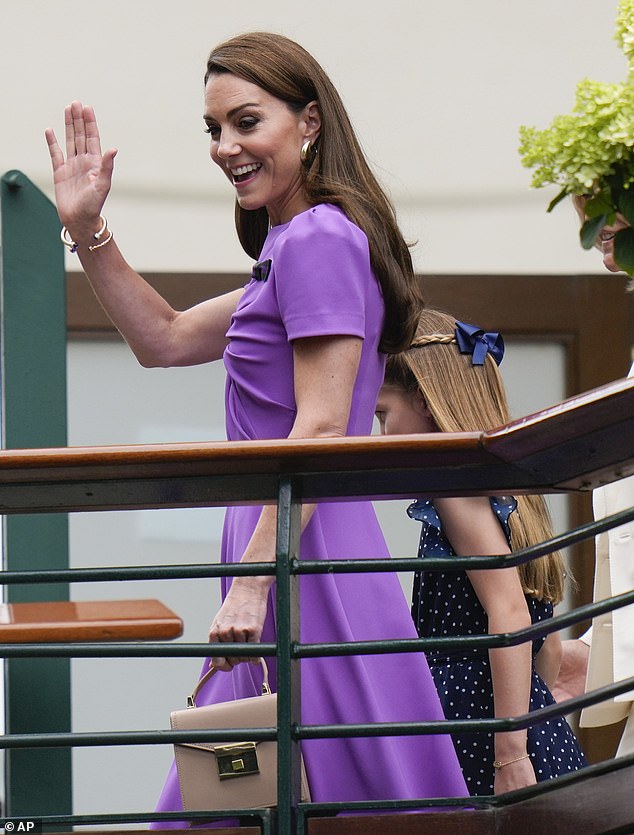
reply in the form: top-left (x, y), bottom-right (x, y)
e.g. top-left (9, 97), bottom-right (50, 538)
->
top-left (493, 753), bottom-right (530, 769)
top-left (60, 226), bottom-right (79, 253)
top-left (60, 216), bottom-right (111, 254)
top-left (88, 228), bottom-right (113, 251)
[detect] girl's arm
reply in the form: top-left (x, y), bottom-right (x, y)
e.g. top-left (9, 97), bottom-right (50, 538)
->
top-left (435, 496), bottom-right (538, 795)
top-left (46, 102), bottom-right (241, 367)
top-left (208, 334), bottom-right (362, 669)
top-left (535, 631), bottom-right (562, 690)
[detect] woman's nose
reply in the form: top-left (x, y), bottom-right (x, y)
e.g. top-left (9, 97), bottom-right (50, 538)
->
top-left (216, 131), bottom-right (241, 160)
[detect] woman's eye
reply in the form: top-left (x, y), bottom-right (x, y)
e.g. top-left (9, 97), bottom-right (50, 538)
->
top-left (204, 124), bottom-right (220, 138)
top-left (239, 117), bottom-right (258, 131)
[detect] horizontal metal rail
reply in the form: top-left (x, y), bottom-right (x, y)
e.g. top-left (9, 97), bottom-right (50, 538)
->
top-left (1, 503), bottom-right (631, 586)
top-left (1, 583), bottom-right (632, 658)
top-left (0, 386), bottom-right (633, 831)
top-left (1, 673), bottom-right (633, 749)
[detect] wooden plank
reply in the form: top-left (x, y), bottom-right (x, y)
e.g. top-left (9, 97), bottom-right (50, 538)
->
top-left (306, 809), bottom-right (494, 834)
top-left (306, 759), bottom-right (634, 834)
top-left (494, 758), bottom-right (634, 834)
top-left (486, 375), bottom-right (634, 489)
top-left (0, 599), bottom-right (183, 642)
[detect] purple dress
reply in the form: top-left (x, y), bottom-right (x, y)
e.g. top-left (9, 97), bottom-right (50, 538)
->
top-left (153, 204), bottom-right (467, 824)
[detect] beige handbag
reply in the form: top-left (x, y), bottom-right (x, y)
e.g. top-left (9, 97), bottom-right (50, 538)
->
top-left (170, 659), bottom-right (310, 812)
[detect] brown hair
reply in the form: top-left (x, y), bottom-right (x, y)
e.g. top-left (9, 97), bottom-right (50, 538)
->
top-left (205, 32), bottom-right (424, 352)
top-left (385, 307), bottom-right (566, 603)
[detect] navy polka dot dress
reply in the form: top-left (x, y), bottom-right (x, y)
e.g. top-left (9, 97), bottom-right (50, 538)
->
top-left (409, 496), bottom-right (587, 796)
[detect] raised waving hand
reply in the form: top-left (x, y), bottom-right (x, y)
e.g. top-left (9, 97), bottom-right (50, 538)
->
top-left (45, 101), bottom-right (117, 233)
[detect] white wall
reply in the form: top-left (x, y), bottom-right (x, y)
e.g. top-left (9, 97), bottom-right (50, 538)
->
top-left (0, 0), bottom-right (626, 276)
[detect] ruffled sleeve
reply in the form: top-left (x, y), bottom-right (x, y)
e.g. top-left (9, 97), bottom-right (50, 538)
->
top-left (407, 499), bottom-right (449, 557)
top-left (407, 496), bottom-right (518, 558)
top-left (489, 495), bottom-right (517, 547)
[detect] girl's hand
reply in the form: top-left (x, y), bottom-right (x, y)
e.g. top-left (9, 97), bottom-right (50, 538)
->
top-left (493, 755), bottom-right (537, 794)
top-left (45, 101), bottom-right (117, 234)
top-left (208, 577), bottom-right (270, 671)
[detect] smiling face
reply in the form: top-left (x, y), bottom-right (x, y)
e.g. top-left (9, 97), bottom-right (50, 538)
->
top-left (375, 384), bottom-right (437, 436)
top-left (203, 72), bottom-right (321, 226)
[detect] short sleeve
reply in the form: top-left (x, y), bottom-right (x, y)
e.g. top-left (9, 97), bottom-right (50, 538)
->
top-left (272, 206), bottom-right (372, 341)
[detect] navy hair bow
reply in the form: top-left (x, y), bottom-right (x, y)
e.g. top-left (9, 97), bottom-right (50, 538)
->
top-left (251, 259), bottom-right (272, 282)
top-left (454, 320), bottom-right (504, 366)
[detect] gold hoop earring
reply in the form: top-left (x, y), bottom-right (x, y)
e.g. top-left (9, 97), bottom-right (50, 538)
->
top-left (300, 139), bottom-right (313, 164)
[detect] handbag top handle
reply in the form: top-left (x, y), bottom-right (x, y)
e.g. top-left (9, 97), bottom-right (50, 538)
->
top-left (187, 657), bottom-right (271, 708)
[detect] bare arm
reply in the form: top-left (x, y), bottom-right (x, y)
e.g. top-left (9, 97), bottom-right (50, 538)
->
top-left (208, 335), bottom-right (363, 669)
top-left (535, 631), bottom-right (562, 690)
top-left (46, 101), bottom-right (240, 366)
top-left (435, 496), bottom-right (537, 794)
top-left (551, 638), bottom-right (590, 702)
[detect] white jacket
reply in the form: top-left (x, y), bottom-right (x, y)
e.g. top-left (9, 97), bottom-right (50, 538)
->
top-left (580, 363), bottom-right (634, 728)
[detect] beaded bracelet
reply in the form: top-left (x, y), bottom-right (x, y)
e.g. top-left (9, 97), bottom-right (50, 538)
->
top-left (493, 753), bottom-right (530, 769)
top-left (60, 216), bottom-right (112, 253)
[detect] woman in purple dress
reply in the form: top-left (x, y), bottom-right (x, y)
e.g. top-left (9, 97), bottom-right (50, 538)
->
top-left (46, 32), bottom-right (467, 818)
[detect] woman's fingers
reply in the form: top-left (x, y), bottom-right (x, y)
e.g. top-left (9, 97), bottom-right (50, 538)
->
top-left (61, 101), bottom-right (102, 159)
top-left (209, 625), bottom-right (252, 669)
top-left (45, 128), bottom-right (64, 171)
top-left (71, 101), bottom-right (88, 155)
top-left (208, 581), bottom-right (268, 671)
top-left (101, 147), bottom-right (118, 180)
top-left (84, 105), bottom-right (103, 157)
top-left (64, 104), bottom-right (75, 160)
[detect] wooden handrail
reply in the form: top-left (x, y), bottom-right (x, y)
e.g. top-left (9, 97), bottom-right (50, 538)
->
top-left (0, 376), bottom-right (631, 513)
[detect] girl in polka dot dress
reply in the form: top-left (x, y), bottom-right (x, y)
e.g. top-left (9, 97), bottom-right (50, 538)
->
top-left (375, 307), bottom-right (587, 796)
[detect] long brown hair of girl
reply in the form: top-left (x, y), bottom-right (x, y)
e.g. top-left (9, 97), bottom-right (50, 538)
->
top-left (384, 307), bottom-right (566, 604)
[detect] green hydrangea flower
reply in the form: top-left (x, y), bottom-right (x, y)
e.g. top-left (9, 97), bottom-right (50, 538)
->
top-left (518, 0), bottom-right (634, 273)
top-left (616, 0), bottom-right (634, 62)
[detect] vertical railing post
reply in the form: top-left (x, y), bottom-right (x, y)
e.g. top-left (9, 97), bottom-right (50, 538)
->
top-left (275, 476), bottom-right (302, 835)
top-left (0, 170), bottom-right (71, 818)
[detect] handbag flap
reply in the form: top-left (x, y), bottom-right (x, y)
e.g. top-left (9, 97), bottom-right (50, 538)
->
top-left (171, 692), bottom-right (276, 732)
top-left (170, 690), bottom-right (310, 809)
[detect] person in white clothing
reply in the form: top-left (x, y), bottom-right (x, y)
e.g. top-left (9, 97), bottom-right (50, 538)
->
top-left (550, 196), bottom-right (634, 756)
top-left (519, 0), bottom-right (634, 757)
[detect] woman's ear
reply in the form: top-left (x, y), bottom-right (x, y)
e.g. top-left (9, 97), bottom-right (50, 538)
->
top-left (303, 100), bottom-right (322, 144)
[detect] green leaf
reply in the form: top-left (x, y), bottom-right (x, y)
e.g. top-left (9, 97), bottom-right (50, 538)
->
top-left (546, 188), bottom-right (569, 213)
top-left (584, 194), bottom-right (614, 218)
top-left (579, 214), bottom-right (606, 250)
top-left (618, 189), bottom-right (634, 227)
top-left (613, 227), bottom-right (634, 274)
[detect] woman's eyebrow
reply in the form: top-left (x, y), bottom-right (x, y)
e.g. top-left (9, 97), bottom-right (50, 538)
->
top-left (204, 102), bottom-right (261, 122)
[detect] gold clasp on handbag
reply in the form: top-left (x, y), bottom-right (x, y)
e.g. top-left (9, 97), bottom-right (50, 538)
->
top-left (212, 742), bottom-right (260, 780)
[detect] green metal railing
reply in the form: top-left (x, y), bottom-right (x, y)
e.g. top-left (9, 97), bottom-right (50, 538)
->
top-left (0, 169), bottom-right (71, 819)
top-left (0, 467), bottom-right (632, 833)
